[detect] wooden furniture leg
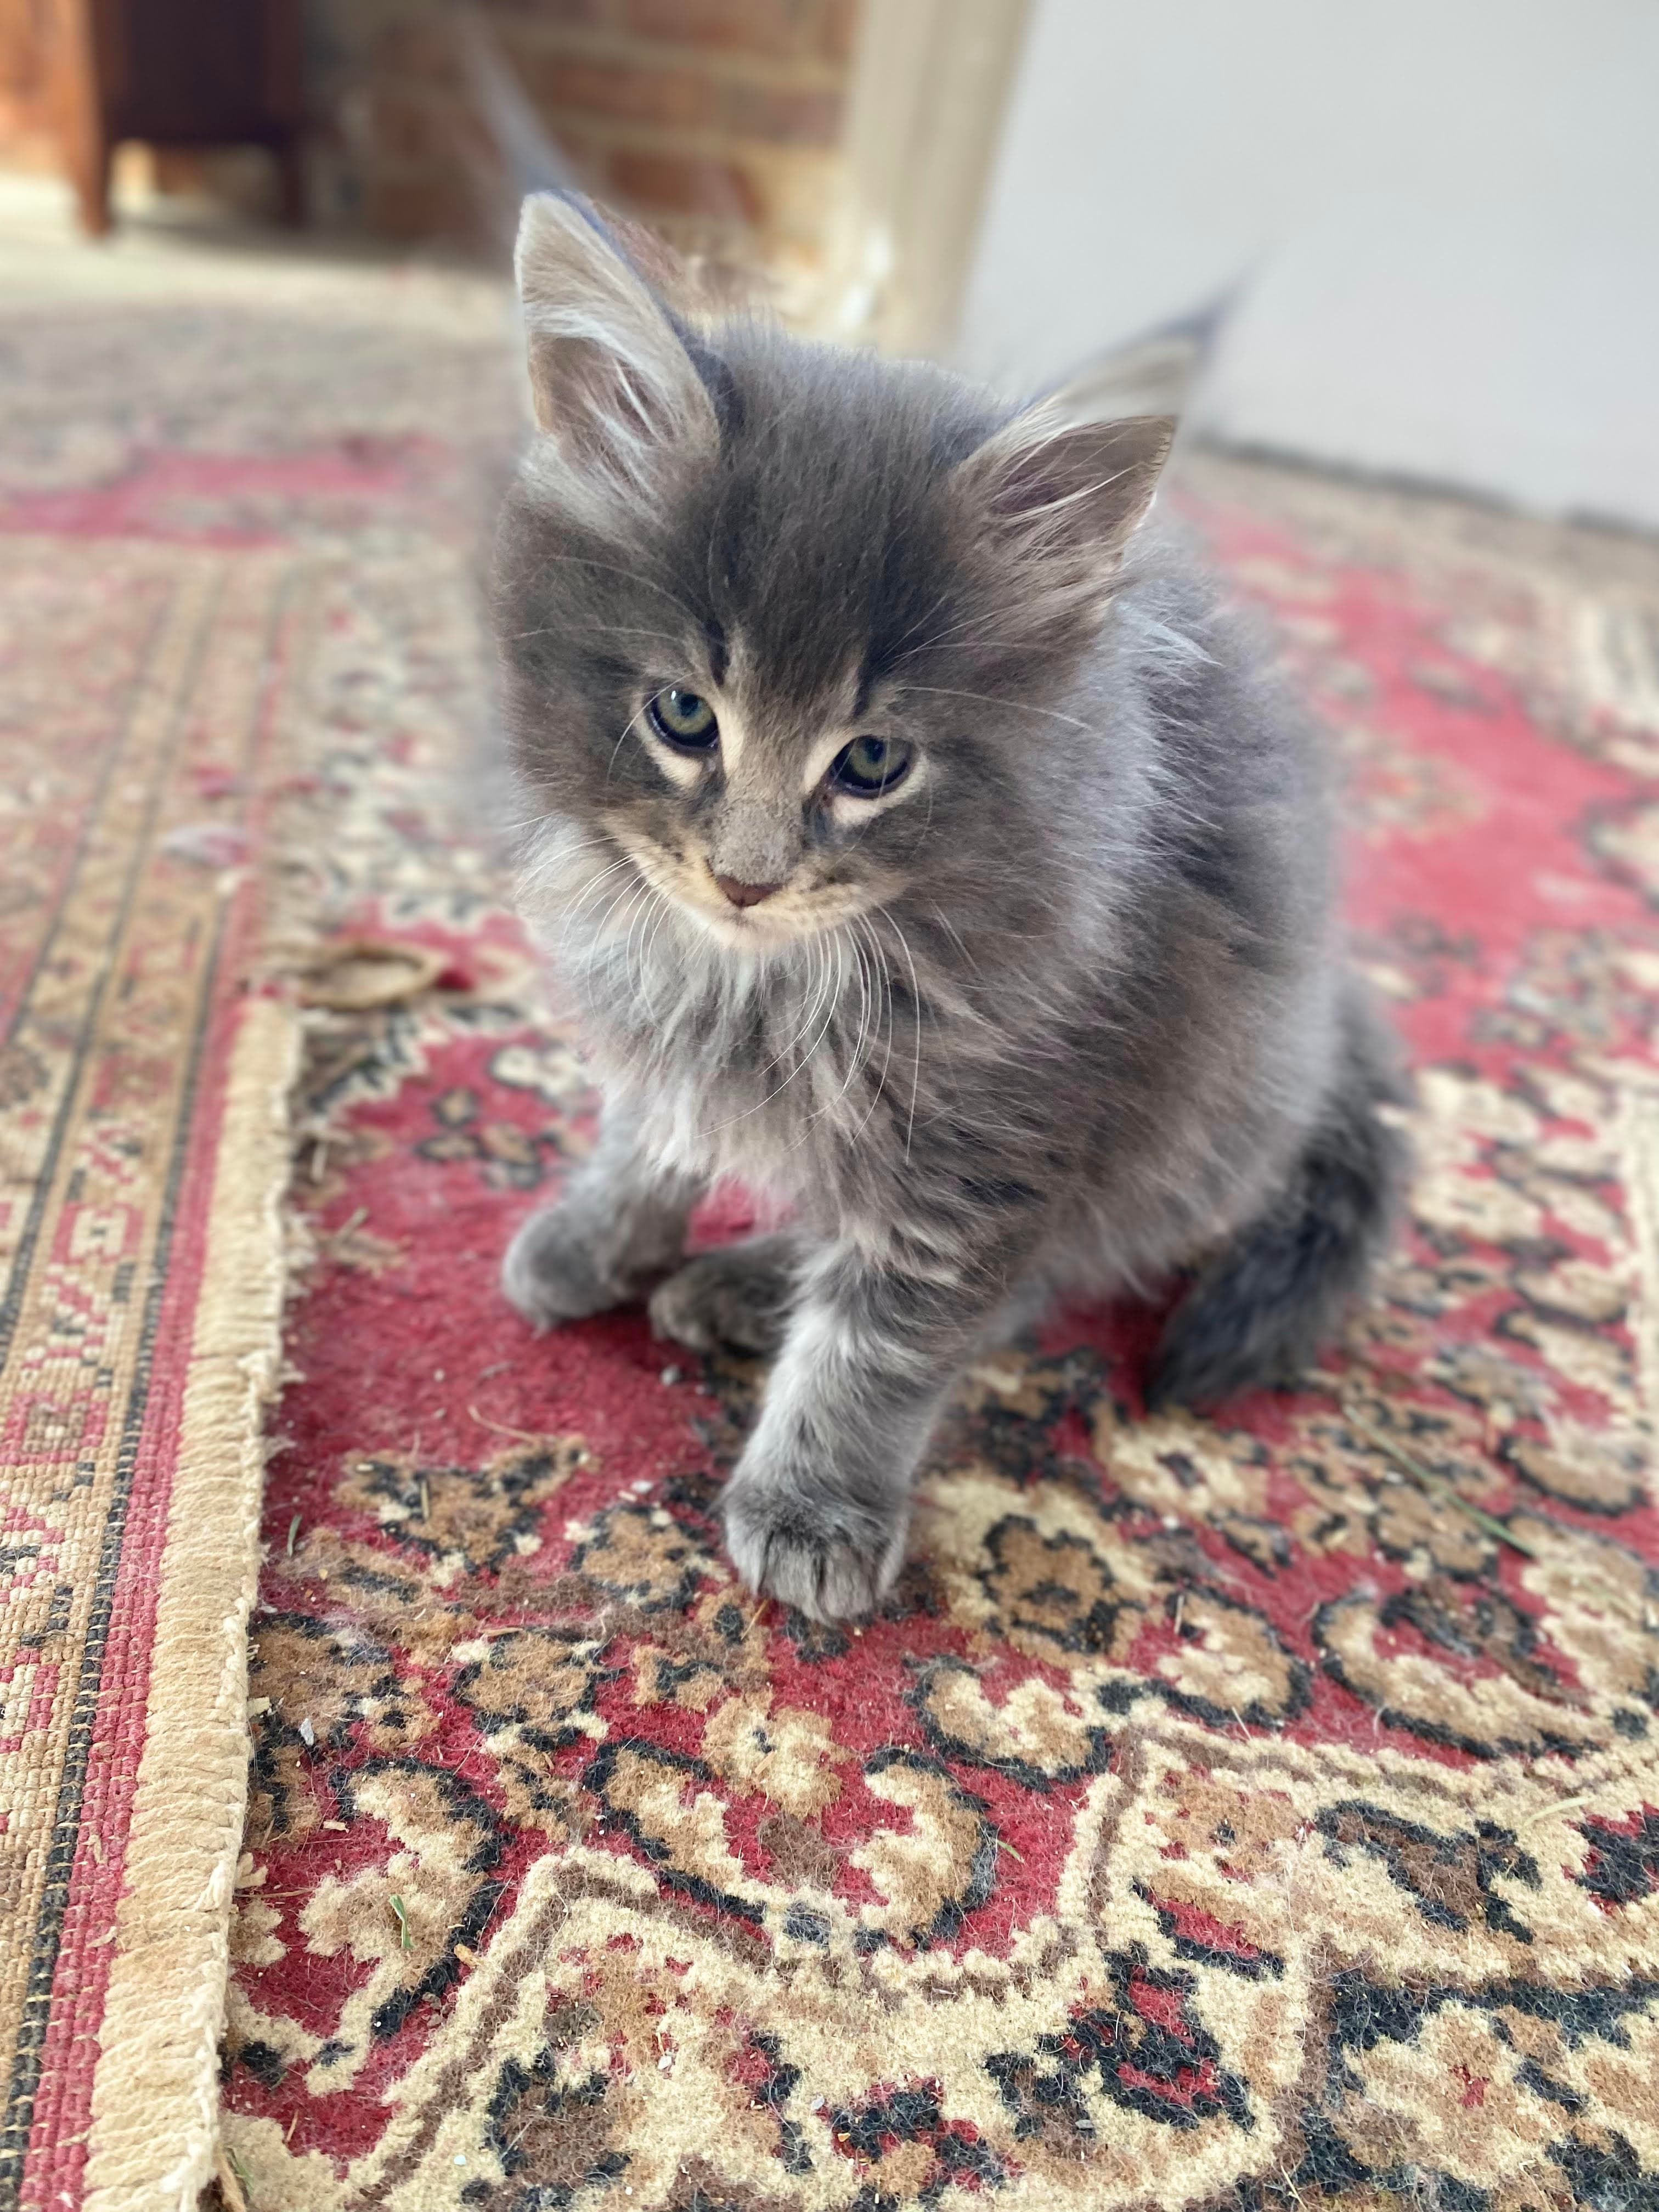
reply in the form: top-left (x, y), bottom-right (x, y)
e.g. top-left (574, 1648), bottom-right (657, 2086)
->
top-left (53, 0), bottom-right (114, 238)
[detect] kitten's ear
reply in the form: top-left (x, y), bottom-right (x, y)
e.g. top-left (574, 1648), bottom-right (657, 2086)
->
top-left (953, 410), bottom-right (1175, 579)
top-left (515, 191), bottom-right (719, 505)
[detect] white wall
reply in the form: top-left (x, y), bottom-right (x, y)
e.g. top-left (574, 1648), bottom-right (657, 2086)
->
top-left (953, 0), bottom-right (1659, 528)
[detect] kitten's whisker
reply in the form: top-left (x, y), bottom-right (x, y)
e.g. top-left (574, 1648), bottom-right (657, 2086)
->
top-left (550, 855), bottom-right (636, 945)
top-left (541, 834), bottom-right (632, 878)
top-left (879, 589), bottom-right (955, 663)
top-left (786, 936), bottom-right (847, 1142)
top-left (638, 887), bottom-right (676, 1011)
top-left (547, 869), bottom-right (634, 956)
top-left (895, 634), bottom-right (1065, 657)
top-left (587, 882), bottom-right (652, 1012)
top-left (696, 934), bottom-right (846, 1138)
top-left (799, 927), bottom-right (873, 1138)
top-left (844, 915), bottom-right (894, 1148)
top-left (566, 853), bottom-right (636, 896)
top-left (873, 905), bottom-right (923, 1164)
top-left (842, 928), bottom-right (873, 1100)
top-left (639, 892), bottom-right (669, 1010)
top-left (751, 937), bottom-right (817, 1082)
top-left (606, 706), bottom-right (650, 784)
top-left (623, 877), bottom-right (659, 1005)
top-left (578, 868), bottom-right (648, 962)
top-left (886, 594), bottom-right (1073, 659)
top-left (896, 683), bottom-right (1093, 732)
top-left (779, 937), bottom-right (834, 1073)
top-left (796, 936), bottom-right (847, 1116)
top-left (610, 885), bottom-right (654, 1011)
top-left (517, 554), bottom-right (699, 620)
top-left (859, 914), bottom-right (890, 1087)
top-left (492, 812), bottom-right (568, 837)
top-left (502, 623), bottom-right (687, 648)
top-left (906, 771), bottom-right (937, 857)
top-left (510, 831), bottom-right (620, 879)
top-left (511, 826), bottom-right (617, 850)
top-left (888, 607), bottom-right (991, 661)
top-left (927, 900), bottom-right (980, 978)
top-left (578, 881), bottom-right (642, 970)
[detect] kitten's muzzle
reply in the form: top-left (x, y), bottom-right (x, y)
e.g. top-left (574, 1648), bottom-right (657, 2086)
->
top-left (713, 872), bottom-right (784, 910)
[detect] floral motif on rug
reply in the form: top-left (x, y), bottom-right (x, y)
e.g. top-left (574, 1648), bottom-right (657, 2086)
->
top-left (223, 479), bottom-right (1659, 2211)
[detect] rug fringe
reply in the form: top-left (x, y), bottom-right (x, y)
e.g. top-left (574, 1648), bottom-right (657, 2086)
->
top-left (82, 998), bottom-right (300, 2212)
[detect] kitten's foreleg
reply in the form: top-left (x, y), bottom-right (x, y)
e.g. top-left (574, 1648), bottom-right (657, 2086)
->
top-left (502, 1097), bottom-right (700, 1328)
top-left (719, 1239), bottom-right (1008, 1621)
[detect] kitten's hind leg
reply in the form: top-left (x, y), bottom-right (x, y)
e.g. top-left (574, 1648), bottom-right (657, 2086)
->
top-left (503, 1100), bottom-right (699, 1329)
top-left (1147, 984), bottom-right (1409, 1409)
top-left (648, 1232), bottom-right (803, 1356)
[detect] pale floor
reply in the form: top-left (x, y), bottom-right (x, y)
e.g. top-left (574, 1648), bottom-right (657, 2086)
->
top-left (0, 167), bottom-right (509, 326)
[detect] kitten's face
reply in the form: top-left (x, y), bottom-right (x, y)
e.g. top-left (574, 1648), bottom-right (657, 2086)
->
top-left (496, 339), bottom-right (995, 961)
top-left (559, 636), bottom-right (932, 955)
top-left (495, 194), bottom-right (1172, 965)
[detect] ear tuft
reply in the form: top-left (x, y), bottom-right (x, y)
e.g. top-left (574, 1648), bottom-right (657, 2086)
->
top-left (956, 410), bottom-right (1175, 577)
top-left (515, 192), bottom-right (718, 508)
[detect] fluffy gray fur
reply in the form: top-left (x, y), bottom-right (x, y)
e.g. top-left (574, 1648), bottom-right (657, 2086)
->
top-left (493, 193), bottom-right (1408, 1622)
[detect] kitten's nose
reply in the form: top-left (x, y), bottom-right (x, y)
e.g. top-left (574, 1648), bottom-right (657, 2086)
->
top-left (714, 873), bottom-right (783, 909)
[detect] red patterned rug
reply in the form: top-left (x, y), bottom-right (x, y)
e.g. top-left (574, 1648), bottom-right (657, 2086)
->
top-left (215, 457), bottom-right (1659, 2211)
top-left (0, 261), bottom-right (514, 2211)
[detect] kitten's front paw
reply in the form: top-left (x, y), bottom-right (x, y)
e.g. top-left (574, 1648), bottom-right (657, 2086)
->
top-left (648, 1240), bottom-right (794, 1356)
top-left (501, 1204), bottom-right (627, 1330)
top-left (720, 1468), bottom-right (908, 1623)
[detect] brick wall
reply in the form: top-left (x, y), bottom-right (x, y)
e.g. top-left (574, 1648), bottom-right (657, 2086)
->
top-left (306, 0), bottom-right (859, 288)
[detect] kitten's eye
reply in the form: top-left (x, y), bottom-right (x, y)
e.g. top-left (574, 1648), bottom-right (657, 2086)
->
top-left (647, 686), bottom-right (719, 752)
top-left (830, 735), bottom-right (912, 798)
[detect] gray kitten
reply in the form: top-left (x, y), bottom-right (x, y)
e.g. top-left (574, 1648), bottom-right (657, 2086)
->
top-left (492, 193), bottom-right (1407, 1622)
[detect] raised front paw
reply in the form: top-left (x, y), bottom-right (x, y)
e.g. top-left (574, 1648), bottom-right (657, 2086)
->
top-left (501, 1203), bottom-right (629, 1330)
top-left (648, 1237), bottom-right (797, 1357)
top-left (720, 1463), bottom-right (909, 1623)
